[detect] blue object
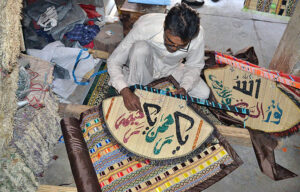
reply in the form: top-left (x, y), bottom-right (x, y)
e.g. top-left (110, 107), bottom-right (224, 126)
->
top-left (128, 0), bottom-right (171, 5)
top-left (65, 24), bottom-right (100, 46)
top-left (90, 148), bottom-right (96, 153)
top-left (72, 48), bottom-right (108, 86)
top-left (36, 29), bottom-right (55, 43)
top-left (58, 135), bottom-right (64, 143)
top-left (96, 143), bottom-right (102, 148)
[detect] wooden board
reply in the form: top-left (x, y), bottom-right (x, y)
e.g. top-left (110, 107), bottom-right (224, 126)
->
top-left (102, 89), bottom-right (214, 160)
top-left (37, 185), bottom-right (77, 192)
top-left (120, 0), bottom-right (166, 36)
top-left (204, 65), bottom-right (300, 133)
top-left (269, 2), bottom-right (300, 74)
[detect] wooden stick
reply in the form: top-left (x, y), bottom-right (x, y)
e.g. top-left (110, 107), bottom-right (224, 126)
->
top-left (37, 185), bottom-right (77, 192)
top-left (269, 2), bottom-right (300, 74)
top-left (216, 125), bottom-right (252, 146)
top-left (88, 49), bottom-right (110, 59)
top-left (216, 125), bottom-right (250, 139)
top-left (131, 85), bottom-right (250, 115)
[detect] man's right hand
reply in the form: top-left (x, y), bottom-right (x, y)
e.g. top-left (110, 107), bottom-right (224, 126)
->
top-left (120, 87), bottom-right (143, 112)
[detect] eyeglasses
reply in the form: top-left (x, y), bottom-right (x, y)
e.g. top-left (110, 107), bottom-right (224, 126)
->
top-left (164, 42), bottom-right (190, 52)
top-left (164, 33), bottom-right (191, 52)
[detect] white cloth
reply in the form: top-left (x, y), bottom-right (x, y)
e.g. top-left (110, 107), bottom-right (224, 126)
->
top-left (27, 41), bottom-right (100, 99)
top-left (124, 41), bottom-right (210, 99)
top-left (107, 13), bottom-right (208, 98)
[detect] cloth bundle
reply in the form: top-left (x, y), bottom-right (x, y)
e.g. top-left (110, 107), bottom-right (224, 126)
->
top-left (65, 24), bottom-right (100, 46)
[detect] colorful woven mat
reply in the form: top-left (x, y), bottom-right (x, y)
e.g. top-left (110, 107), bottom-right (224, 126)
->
top-left (82, 62), bottom-right (113, 106)
top-left (80, 77), bottom-right (242, 192)
top-left (243, 0), bottom-right (298, 17)
top-left (81, 109), bottom-right (240, 192)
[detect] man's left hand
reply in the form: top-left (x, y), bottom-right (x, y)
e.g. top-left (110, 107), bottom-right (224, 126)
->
top-left (173, 87), bottom-right (187, 96)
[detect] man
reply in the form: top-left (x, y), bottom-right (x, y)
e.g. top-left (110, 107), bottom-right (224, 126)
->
top-left (107, 3), bottom-right (210, 111)
top-left (182, 0), bottom-right (205, 7)
top-left (182, 0), bottom-right (220, 7)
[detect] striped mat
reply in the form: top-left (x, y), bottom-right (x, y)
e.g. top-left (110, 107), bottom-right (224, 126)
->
top-left (80, 77), bottom-right (242, 192)
top-left (244, 0), bottom-right (299, 17)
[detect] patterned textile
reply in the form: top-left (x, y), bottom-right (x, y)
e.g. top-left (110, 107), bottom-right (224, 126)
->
top-left (65, 24), bottom-right (100, 46)
top-left (81, 109), bottom-right (239, 192)
top-left (83, 62), bottom-right (111, 106)
top-left (0, 0), bottom-right (39, 191)
top-left (77, 78), bottom-right (242, 192)
top-left (244, 0), bottom-right (299, 17)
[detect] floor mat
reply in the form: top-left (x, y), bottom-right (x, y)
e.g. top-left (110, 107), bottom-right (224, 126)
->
top-left (82, 61), bottom-right (114, 106)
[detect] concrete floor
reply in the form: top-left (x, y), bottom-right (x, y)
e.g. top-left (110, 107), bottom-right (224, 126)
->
top-left (40, 0), bottom-right (300, 191)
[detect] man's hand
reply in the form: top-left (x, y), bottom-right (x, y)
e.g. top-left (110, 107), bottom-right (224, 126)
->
top-left (120, 87), bottom-right (143, 111)
top-left (173, 87), bottom-right (187, 96)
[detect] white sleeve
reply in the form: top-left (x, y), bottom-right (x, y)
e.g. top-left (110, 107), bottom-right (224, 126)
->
top-left (180, 28), bottom-right (205, 92)
top-left (107, 24), bottom-right (143, 93)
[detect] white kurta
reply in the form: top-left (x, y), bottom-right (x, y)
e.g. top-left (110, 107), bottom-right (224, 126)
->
top-left (107, 13), bottom-right (209, 99)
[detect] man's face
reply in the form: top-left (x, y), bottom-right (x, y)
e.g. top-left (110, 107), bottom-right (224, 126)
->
top-left (164, 29), bottom-right (189, 53)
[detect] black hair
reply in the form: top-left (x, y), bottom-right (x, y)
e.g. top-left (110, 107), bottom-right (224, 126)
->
top-left (164, 3), bottom-right (200, 42)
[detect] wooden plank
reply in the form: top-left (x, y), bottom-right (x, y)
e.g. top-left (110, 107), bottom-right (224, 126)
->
top-left (120, 0), bottom-right (166, 36)
top-left (88, 49), bottom-right (110, 59)
top-left (216, 125), bottom-right (252, 146)
top-left (216, 125), bottom-right (250, 139)
top-left (58, 103), bottom-right (94, 119)
top-left (19, 25), bottom-right (25, 52)
top-left (37, 185), bottom-right (77, 192)
top-left (120, 0), bottom-right (165, 14)
top-left (269, 2), bottom-right (300, 73)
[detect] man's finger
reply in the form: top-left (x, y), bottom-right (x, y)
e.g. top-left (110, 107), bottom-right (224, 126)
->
top-left (125, 103), bottom-right (132, 111)
top-left (132, 101), bottom-right (141, 112)
top-left (137, 102), bottom-right (143, 112)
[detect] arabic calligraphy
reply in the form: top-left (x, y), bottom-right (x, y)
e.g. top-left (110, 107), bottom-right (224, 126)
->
top-left (174, 111), bottom-right (194, 145)
top-left (115, 111), bottom-right (145, 143)
top-left (209, 75), bottom-right (232, 105)
top-left (264, 100), bottom-right (283, 125)
top-left (143, 102), bottom-right (195, 155)
top-left (153, 136), bottom-right (174, 155)
top-left (233, 76), bottom-right (261, 99)
top-left (143, 103), bottom-right (161, 126)
top-left (234, 99), bottom-right (264, 119)
top-left (234, 99), bottom-right (283, 125)
top-left (145, 114), bottom-right (174, 143)
top-left (115, 111), bottom-right (144, 129)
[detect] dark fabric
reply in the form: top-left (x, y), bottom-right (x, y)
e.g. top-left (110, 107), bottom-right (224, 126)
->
top-left (234, 46), bottom-right (258, 65)
top-left (203, 47), bottom-right (258, 69)
top-left (248, 129), bottom-right (297, 180)
top-left (61, 117), bottom-right (102, 192)
top-left (65, 24), bottom-right (100, 46)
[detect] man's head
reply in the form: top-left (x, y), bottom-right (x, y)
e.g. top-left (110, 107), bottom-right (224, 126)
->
top-left (164, 3), bottom-right (200, 53)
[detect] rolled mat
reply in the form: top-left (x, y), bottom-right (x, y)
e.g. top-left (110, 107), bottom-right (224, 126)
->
top-left (61, 117), bottom-right (102, 192)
